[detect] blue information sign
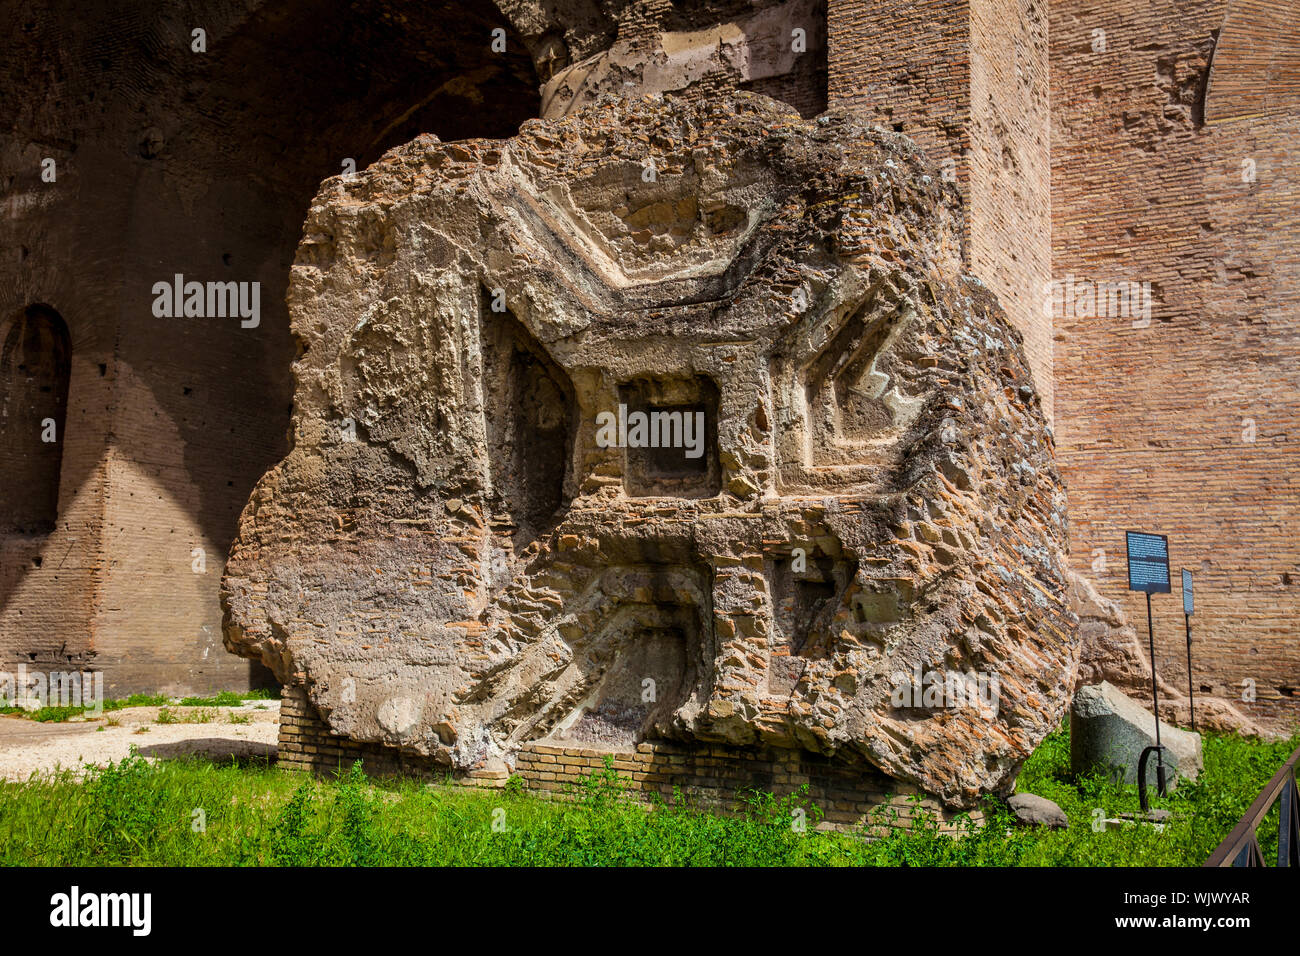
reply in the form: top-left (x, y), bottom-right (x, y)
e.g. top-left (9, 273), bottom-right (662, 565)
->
top-left (1126, 531), bottom-right (1171, 594)
top-left (1182, 569), bottom-right (1193, 615)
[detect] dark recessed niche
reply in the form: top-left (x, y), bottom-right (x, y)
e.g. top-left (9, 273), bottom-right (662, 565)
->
top-left (0, 304), bottom-right (70, 534)
top-left (481, 295), bottom-right (575, 539)
top-left (618, 375), bottom-right (720, 499)
top-left (771, 553), bottom-right (838, 659)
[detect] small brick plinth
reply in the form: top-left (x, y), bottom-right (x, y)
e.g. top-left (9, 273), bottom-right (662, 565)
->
top-left (514, 739), bottom-right (982, 832)
top-left (276, 686), bottom-right (981, 831)
top-left (277, 685), bottom-right (445, 781)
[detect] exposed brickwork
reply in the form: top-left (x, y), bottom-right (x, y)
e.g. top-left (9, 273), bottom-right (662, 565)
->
top-left (827, 0), bottom-right (970, 160)
top-left (1203, 0), bottom-right (1300, 122)
top-left (741, 65), bottom-right (829, 119)
top-left (969, 0), bottom-right (1053, 420)
top-left (278, 686), bottom-right (982, 831)
top-left (0, 0), bottom-right (541, 696)
top-left (1050, 0), bottom-right (1300, 724)
top-left (529, 0), bottom-right (830, 119)
top-left (828, 0), bottom-right (1055, 418)
top-left (278, 685), bottom-right (446, 779)
top-left (514, 742), bottom-right (984, 831)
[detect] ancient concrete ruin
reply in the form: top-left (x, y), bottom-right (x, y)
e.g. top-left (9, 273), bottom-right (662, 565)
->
top-left (3, 0), bottom-right (1298, 815)
top-left (222, 94), bottom-right (1075, 808)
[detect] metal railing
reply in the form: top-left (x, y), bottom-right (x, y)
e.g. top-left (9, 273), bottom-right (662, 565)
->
top-left (1205, 743), bottom-right (1300, 867)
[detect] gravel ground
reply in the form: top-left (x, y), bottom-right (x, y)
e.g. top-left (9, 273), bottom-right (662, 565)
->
top-left (0, 700), bottom-right (280, 782)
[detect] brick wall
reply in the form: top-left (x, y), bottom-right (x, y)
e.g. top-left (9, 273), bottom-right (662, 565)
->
top-left (277, 687), bottom-right (982, 831)
top-left (828, 0), bottom-right (1055, 417)
top-left (536, 0), bottom-right (830, 119)
top-left (827, 0), bottom-right (971, 161)
top-left (278, 685), bottom-right (452, 779)
top-left (969, 0), bottom-right (1053, 419)
top-left (1051, 0), bottom-right (1300, 721)
top-left (4, 0), bottom-right (1292, 740)
top-left (0, 0), bottom-right (538, 696)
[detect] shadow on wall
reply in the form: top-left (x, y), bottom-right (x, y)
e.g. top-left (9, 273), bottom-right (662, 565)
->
top-left (0, 305), bottom-right (70, 535)
top-left (122, 0), bottom-right (542, 557)
top-left (0, 0), bottom-right (539, 687)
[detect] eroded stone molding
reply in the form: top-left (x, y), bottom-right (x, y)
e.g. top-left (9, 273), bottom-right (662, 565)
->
top-left (497, 0), bottom-right (828, 119)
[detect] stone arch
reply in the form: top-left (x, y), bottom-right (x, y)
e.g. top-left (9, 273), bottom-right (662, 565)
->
top-left (0, 304), bottom-right (71, 534)
top-left (156, 0), bottom-right (545, 553)
top-left (62, 0), bottom-right (547, 579)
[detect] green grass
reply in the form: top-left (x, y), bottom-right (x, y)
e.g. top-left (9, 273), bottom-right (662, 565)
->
top-left (0, 688), bottom-right (276, 723)
top-left (0, 726), bottom-right (1295, 866)
top-left (997, 724), bottom-right (1300, 865)
top-left (155, 708), bottom-right (218, 725)
top-left (175, 690), bottom-right (276, 708)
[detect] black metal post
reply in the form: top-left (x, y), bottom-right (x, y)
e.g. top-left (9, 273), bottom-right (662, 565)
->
top-left (1146, 591), bottom-right (1166, 795)
top-left (1279, 775), bottom-right (1299, 868)
top-left (1185, 612), bottom-right (1195, 732)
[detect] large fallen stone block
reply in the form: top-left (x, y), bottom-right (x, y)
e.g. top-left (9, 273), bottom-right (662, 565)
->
top-left (221, 93), bottom-right (1078, 809)
top-left (1071, 681), bottom-right (1203, 791)
top-left (1068, 569), bottom-right (1262, 737)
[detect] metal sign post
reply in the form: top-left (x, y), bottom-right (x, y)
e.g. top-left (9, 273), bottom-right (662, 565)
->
top-left (1126, 531), bottom-right (1172, 800)
top-left (1182, 569), bottom-right (1195, 732)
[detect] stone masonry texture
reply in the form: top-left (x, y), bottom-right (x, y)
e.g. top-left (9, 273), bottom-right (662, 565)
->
top-left (277, 684), bottom-right (984, 831)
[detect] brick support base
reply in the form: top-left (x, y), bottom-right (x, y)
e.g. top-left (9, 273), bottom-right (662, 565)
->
top-left (276, 686), bottom-right (984, 832)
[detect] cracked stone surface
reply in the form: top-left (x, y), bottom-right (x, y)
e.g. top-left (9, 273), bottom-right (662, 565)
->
top-left (221, 93), bottom-right (1078, 809)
